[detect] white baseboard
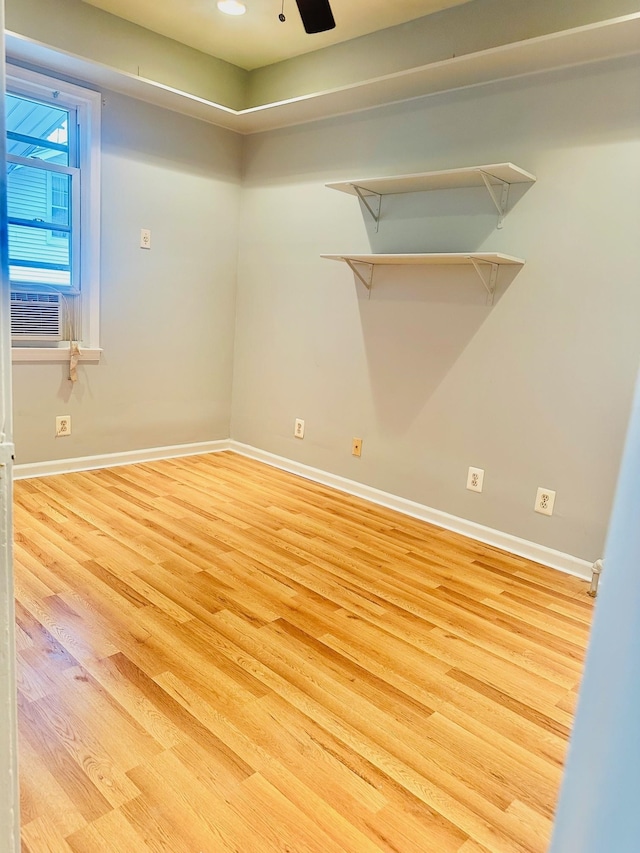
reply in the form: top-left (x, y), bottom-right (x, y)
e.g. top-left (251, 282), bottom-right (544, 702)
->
top-left (13, 437), bottom-right (593, 580)
top-left (13, 439), bottom-right (232, 480)
top-left (229, 441), bottom-right (593, 580)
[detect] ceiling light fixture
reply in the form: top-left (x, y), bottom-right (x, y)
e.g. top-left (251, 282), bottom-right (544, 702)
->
top-left (217, 0), bottom-right (246, 15)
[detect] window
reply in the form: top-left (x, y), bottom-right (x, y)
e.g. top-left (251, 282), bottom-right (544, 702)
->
top-left (5, 66), bottom-right (101, 359)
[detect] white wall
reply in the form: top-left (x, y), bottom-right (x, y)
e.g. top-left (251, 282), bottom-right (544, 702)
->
top-left (12, 90), bottom-right (242, 463)
top-left (233, 55), bottom-right (640, 562)
top-left (8, 46), bottom-right (640, 565)
top-left (550, 365), bottom-right (640, 851)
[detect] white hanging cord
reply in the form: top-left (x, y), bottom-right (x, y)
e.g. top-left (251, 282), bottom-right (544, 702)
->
top-left (17, 282), bottom-right (82, 381)
top-left (68, 294), bottom-right (81, 382)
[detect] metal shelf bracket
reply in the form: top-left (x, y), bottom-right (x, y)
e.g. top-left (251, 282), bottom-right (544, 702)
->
top-left (478, 170), bottom-right (510, 229)
top-left (351, 184), bottom-right (382, 231)
top-left (469, 257), bottom-right (499, 305)
top-left (345, 258), bottom-right (374, 293)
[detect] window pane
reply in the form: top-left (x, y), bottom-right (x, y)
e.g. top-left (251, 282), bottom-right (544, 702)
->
top-left (5, 93), bottom-right (70, 166)
top-left (7, 161), bottom-right (71, 229)
top-left (8, 223), bottom-right (71, 288)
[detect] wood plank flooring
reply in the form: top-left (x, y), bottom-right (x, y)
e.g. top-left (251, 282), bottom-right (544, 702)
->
top-left (13, 451), bottom-right (593, 852)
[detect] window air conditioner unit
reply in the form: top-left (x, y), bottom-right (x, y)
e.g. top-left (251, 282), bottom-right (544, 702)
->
top-left (11, 291), bottom-right (62, 342)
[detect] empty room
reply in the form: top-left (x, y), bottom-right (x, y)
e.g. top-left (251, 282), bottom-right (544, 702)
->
top-left (1, 0), bottom-right (640, 851)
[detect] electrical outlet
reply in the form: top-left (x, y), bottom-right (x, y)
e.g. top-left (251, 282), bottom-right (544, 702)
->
top-left (466, 466), bottom-right (484, 493)
top-left (140, 228), bottom-right (151, 249)
top-left (352, 437), bottom-right (362, 457)
top-left (55, 415), bottom-right (72, 437)
top-left (294, 418), bottom-right (305, 439)
top-left (535, 487), bottom-right (556, 516)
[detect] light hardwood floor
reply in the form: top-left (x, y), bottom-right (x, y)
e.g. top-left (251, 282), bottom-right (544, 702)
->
top-left (13, 451), bottom-right (592, 852)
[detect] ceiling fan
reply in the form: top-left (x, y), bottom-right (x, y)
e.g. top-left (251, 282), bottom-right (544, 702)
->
top-left (280, 0), bottom-right (335, 33)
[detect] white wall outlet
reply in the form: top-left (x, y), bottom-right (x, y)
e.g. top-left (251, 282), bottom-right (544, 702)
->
top-left (55, 415), bottom-right (72, 437)
top-left (140, 228), bottom-right (151, 249)
top-left (466, 466), bottom-right (484, 493)
top-left (352, 437), bottom-right (362, 457)
top-left (294, 418), bottom-right (305, 439)
top-left (535, 487), bottom-right (556, 516)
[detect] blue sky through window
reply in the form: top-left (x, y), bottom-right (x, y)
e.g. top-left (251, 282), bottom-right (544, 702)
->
top-left (6, 94), bottom-right (69, 165)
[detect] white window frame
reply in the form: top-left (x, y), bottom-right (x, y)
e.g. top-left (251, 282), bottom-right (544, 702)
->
top-left (7, 65), bottom-right (101, 362)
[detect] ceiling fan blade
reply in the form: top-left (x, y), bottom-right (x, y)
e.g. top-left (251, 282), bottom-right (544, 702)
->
top-left (294, 0), bottom-right (335, 33)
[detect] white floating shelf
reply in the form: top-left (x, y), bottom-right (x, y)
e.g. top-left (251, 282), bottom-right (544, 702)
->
top-left (326, 164), bottom-right (536, 229)
top-left (322, 253), bottom-right (524, 265)
top-left (326, 163), bottom-right (536, 196)
top-left (321, 252), bottom-right (525, 303)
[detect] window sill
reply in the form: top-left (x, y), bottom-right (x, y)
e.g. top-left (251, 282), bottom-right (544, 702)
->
top-left (12, 346), bottom-right (102, 363)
